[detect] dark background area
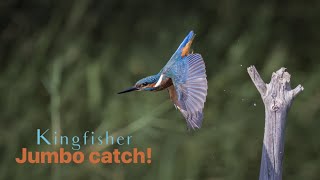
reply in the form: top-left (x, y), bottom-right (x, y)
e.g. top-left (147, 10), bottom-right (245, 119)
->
top-left (0, 0), bottom-right (319, 180)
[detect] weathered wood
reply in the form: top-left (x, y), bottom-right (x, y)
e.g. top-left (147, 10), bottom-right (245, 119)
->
top-left (247, 66), bottom-right (303, 180)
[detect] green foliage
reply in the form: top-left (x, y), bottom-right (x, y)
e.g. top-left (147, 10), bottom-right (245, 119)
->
top-left (0, 0), bottom-right (319, 179)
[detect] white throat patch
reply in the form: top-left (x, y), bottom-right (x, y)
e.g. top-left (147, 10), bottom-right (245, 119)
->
top-left (155, 74), bottom-right (164, 87)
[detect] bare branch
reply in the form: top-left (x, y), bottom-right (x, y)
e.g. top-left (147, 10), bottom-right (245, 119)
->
top-left (247, 65), bottom-right (267, 96)
top-left (291, 84), bottom-right (304, 98)
top-left (248, 66), bottom-right (303, 180)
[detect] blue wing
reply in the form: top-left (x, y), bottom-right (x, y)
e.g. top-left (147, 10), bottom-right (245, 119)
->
top-left (161, 31), bottom-right (195, 73)
top-left (167, 54), bottom-right (208, 130)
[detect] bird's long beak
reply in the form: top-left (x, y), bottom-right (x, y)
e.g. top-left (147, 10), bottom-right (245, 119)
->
top-left (117, 87), bottom-right (138, 94)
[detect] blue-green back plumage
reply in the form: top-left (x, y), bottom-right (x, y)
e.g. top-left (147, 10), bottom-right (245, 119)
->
top-left (119, 30), bottom-right (207, 130)
top-left (143, 31), bottom-right (207, 129)
top-left (166, 53), bottom-right (207, 129)
top-left (135, 31), bottom-right (195, 91)
top-left (157, 31), bottom-right (207, 129)
top-left (161, 31), bottom-right (195, 74)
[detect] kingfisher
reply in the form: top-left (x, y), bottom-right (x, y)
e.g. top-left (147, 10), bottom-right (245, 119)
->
top-left (118, 31), bottom-right (208, 130)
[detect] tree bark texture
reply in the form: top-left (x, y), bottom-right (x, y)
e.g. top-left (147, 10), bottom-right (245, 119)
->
top-left (247, 66), bottom-right (304, 180)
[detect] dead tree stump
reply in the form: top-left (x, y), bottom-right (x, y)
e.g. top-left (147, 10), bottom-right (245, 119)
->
top-left (247, 66), bottom-right (304, 180)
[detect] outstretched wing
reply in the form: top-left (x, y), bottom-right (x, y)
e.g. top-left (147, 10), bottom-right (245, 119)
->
top-left (161, 31), bottom-right (195, 73)
top-left (167, 53), bottom-right (208, 130)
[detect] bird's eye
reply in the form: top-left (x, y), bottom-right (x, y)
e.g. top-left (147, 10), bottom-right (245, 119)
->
top-left (142, 82), bottom-right (148, 86)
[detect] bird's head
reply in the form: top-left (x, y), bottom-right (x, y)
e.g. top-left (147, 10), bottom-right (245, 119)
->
top-left (117, 75), bottom-right (158, 94)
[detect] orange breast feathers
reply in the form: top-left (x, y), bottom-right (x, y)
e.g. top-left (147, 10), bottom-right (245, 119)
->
top-left (147, 83), bottom-right (156, 88)
top-left (181, 40), bottom-right (193, 57)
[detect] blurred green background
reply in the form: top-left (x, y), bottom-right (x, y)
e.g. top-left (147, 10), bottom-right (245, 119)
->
top-left (1, 0), bottom-right (319, 179)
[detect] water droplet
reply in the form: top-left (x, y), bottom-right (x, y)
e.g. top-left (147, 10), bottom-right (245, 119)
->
top-left (240, 64), bottom-right (243, 67)
top-left (253, 103), bottom-right (257, 106)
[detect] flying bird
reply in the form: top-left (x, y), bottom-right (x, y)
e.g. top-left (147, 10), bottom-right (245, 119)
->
top-left (118, 31), bottom-right (208, 130)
